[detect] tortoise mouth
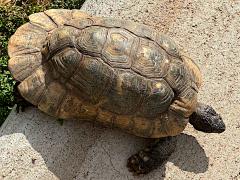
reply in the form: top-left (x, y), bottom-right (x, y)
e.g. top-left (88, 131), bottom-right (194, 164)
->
top-left (204, 114), bottom-right (226, 133)
top-left (202, 105), bottom-right (226, 133)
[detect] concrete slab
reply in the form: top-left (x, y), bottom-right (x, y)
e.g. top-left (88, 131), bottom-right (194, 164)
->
top-left (1, 0), bottom-right (240, 179)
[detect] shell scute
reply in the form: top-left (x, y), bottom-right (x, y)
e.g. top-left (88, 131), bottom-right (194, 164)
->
top-left (51, 47), bottom-right (82, 79)
top-left (165, 59), bottom-right (190, 93)
top-left (155, 33), bottom-right (180, 57)
top-left (47, 26), bottom-right (79, 54)
top-left (44, 9), bottom-right (72, 26)
top-left (139, 79), bottom-right (174, 118)
top-left (123, 21), bottom-right (157, 41)
top-left (72, 10), bottom-right (91, 19)
top-left (38, 81), bottom-right (66, 117)
top-left (8, 52), bottom-right (42, 81)
top-left (29, 12), bottom-right (57, 31)
top-left (101, 70), bottom-right (148, 115)
top-left (8, 23), bottom-right (47, 57)
top-left (17, 65), bottom-right (53, 106)
top-left (70, 56), bottom-right (114, 104)
top-left (132, 38), bottom-right (170, 78)
top-left (102, 28), bottom-right (135, 68)
top-left (76, 26), bottom-right (108, 54)
top-left (98, 17), bottom-right (124, 28)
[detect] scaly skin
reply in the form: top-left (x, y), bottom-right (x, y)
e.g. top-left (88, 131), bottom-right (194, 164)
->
top-left (127, 137), bottom-right (176, 175)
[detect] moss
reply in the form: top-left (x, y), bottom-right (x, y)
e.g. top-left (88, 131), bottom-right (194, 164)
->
top-left (0, 0), bottom-right (85, 125)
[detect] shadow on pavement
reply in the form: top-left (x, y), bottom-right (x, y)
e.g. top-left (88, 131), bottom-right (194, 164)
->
top-left (1, 107), bottom-right (209, 179)
top-left (170, 134), bottom-right (209, 173)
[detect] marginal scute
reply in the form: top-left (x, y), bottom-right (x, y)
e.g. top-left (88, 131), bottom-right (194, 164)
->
top-left (44, 9), bottom-right (72, 26)
top-left (38, 82), bottom-right (66, 117)
top-left (72, 10), bottom-right (91, 19)
top-left (102, 28), bottom-right (135, 68)
top-left (131, 116), bottom-right (153, 137)
top-left (13, 22), bottom-right (47, 37)
top-left (170, 86), bottom-right (198, 118)
top-left (181, 55), bottom-right (203, 89)
top-left (96, 108), bottom-right (114, 127)
top-left (100, 18), bottom-right (157, 41)
top-left (155, 33), bottom-right (180, 57)
top-left (99, 17), bottom-right (124, 28)
top-left (58, 93), bottom-right (83, 119)
top-left (29, 12), bottom-right (57, 31)
top-left (151, 111), bottom-right (188, 138)
top-left (66, 15), bottom-right (96, 29)
top-left (114, 114), bottom-right (134, 132)
top-left (8, 52), bottom-right (42, 81)
top-left (123, 21), bottom-right (157, 41)
top-left (8, 23), bottom-right (47, 57)
top-left (58, 90), bottom-right (97, 120)
top-left (17, 65), bottom-right (53, 106)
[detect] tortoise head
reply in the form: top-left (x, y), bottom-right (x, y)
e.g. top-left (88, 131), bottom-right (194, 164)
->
top-left (189, 103), bottom-right (226, 133)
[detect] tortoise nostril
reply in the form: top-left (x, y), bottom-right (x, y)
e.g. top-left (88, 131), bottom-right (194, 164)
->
top-left (219, 122), bottom-right (226, 131)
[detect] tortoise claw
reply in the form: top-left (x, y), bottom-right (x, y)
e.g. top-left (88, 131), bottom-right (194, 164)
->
top-left (127, 151), bottom-right (154, 175)
top-left (15, 101), bottom-right (32, 113)
top-left (14, 81), bottom-right (33, 113)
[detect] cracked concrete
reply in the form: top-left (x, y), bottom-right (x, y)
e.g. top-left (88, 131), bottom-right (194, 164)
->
top-left (0, 0), bottom-right (240, 179)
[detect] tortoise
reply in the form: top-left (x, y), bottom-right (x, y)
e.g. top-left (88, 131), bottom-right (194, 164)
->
top-left (8, 9), bottom-right (225, 175)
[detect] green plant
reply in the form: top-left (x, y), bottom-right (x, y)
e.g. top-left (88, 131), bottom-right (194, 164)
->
top-left (0, 0), bottom-right (85, 125)
top-left (49, 0), bottom-right (85, 9)
top-left (0, 5), bottom-right (28, 125)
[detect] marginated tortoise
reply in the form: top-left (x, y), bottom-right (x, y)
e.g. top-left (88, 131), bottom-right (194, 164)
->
top-left (8, 9), bottom-right (225, 175)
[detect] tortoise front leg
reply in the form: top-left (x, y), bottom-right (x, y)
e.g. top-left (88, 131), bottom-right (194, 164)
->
top-left (169, 87), bottom-right (198, 118)
top-left (127, 136), bottom-right (176, 175)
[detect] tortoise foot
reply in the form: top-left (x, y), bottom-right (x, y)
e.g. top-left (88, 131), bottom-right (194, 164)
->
top-left (127, 137), bottom-right (176, 175)
top-left (127, 149), bottom-right (159, 175)
top-left (14, 81), bottom-right (33, 113)
top-left (16, 100), bottom-right (33, 113)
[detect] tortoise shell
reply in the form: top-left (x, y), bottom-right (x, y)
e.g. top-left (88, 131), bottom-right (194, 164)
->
top-left (8, 9), bottom-right (202, 138)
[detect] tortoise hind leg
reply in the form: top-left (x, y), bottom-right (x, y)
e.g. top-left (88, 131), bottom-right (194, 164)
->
top-left (14, 81), bottom-right (33, 113)
top-left (127, 136), bottom-right (176, 175)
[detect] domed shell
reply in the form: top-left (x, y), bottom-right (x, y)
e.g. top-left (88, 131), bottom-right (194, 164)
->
top-left (8, 9), bottom-right (202, 138)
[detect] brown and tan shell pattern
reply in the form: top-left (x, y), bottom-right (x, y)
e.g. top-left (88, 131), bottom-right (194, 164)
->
top-left (8, 9), bottom-right (203, 138)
